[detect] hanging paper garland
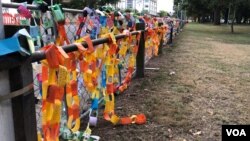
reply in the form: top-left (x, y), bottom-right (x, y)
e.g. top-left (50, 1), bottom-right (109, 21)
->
top-left (41, 44), bottom-right (69, 141)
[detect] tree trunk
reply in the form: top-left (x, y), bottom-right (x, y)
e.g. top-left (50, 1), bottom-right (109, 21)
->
top-left (227, 5), bottom-right (231, 24)
top-left (231, 6), bottom-right (236, 33)
top-left (210, 13), bottom-right (214, 23)
top-left (235, 8), bottom-right (243, 24)
top-left (236, 14), bottom-right (242, 24)
top-left (243, 17), bottom-right (248, 24)
top-left (214, 9), bottom-right (221, 25)
top-left (201, 16), bottom-right (205, 23)
top-left (231, 18), bottom-right (235, 33)
top-left (198, 17), bottom-right (201, 23)
top-left (224, 8), bottom-right (229, 24)
top-left (87, 0), bottom-right (95, 8)
top-left (194, 17), bottom-right (197, 22)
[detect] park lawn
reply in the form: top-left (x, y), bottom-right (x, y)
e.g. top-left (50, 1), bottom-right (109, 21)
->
top-left (93, 23), bottom-right (250, 141)
top-left (186, 23), bottom-right (250, 44)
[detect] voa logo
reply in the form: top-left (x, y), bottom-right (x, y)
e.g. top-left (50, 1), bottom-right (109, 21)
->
top-left (226, 129), bottom-right (246, 136)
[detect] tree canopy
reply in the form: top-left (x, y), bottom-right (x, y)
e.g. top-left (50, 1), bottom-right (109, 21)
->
top-left (158, 10), bottom-right (168, 17)
top-left (174, 0), bottom-right (250, 25)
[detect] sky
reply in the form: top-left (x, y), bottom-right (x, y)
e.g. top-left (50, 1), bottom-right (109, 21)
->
top-left (157, 0), bottom-right (174, 13)
top-left (2, 0), bottom-right (174, 13)
top-left (2, 0), bottom-right (11, 2)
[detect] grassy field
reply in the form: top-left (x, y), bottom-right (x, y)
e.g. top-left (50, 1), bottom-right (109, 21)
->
top-left (93, 23), bottom-right (250, 141)
top-left (186, 23), bottom-right (250, 44)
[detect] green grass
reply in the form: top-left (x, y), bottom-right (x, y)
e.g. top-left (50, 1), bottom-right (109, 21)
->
top-left (185, 23), bottom-right (250, 44)
top-left (206, 59), bottom-right (232, 72)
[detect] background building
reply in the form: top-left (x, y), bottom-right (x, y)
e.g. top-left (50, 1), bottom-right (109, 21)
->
top-left (115, 0), bottom-right (157, 15)
top-left (143, 0), bottom-right (157, 15)
top-left (116, 0), bottom-right (127, 10)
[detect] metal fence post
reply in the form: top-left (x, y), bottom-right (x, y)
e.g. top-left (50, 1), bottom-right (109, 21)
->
top-left (0, 2), bottom-right (15, 141)
top-left (168, 22), bottom-right (173, 46)
top-left (158, 22), bottom-right (164, 55)
top-left (135, 23), bottom-right (145, 78)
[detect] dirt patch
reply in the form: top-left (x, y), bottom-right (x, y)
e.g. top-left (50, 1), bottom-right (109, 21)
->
top-left (91, 24), bottom-right (250, 141)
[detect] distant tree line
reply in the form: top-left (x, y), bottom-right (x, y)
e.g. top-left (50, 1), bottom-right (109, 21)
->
top-left (158, 10), bottom-right (169, 17)
top-left (174, 0), bottom-right (250, 25)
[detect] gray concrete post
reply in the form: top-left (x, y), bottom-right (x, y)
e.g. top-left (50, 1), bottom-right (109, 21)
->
top-left (0, 1), bottom-right (16, 141)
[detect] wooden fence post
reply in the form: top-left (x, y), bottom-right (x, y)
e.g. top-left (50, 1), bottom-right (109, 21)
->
top-left (135, 22), bottom-right (145, 78)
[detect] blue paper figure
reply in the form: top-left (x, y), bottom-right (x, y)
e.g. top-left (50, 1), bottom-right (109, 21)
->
top-left (0, 29), bottom-right (34, 56)
top-left (90, 27), bottom-right (97, 39)
top-left (101, 68), bottom-right (106, 88)
top-left (91, 98), bottom-right (99, 110)
top-left (100, 16), bottom-right (107, 27)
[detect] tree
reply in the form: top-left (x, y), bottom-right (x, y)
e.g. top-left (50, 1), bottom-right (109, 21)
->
top-left (158, 10), bottom-right (168, 17)
top-left (231, 2), bottom-right (236, 33)
top-left (174, 0), bottom-right (250, 33)
top-left (132, 9), bottom-right (140, 15)
top-left (223, 8), bottom-right (229, 24)
top-left (229, 0), bottom-right (250, 33)
top-left (141, 10), bottom-right (149, 15)
top-left (175, 0), bottom-right (211, 23)
top-left (61, 0), bottom-right (85, 9)
top-left (97, 0), bottom-right (119, 6)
